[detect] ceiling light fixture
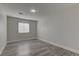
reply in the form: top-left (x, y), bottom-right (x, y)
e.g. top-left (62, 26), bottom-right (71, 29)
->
top-left (19, 12), bottom-right (23, 15)
top-left (18, 9), bottom-right (23, 15)
top-left (30, 9), bottom-right (36, 13)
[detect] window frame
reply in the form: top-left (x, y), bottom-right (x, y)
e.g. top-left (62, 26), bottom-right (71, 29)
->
top-left (18, 22), bottom-right (30, 33)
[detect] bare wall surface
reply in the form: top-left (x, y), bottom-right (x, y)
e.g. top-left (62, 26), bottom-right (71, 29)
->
top-left (38, 4), bottom-right (79, 52)
top-left (7, 16), bottom-right (37, 42)
top-left (0, 8), bottom-right (7, 55)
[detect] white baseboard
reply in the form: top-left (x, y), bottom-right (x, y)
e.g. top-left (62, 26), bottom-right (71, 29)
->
top-left (40, 39), bottom-right (79, 54)
top-left (8, 38), bottom-right (37, 43)
top-left (0, 42), bottom-right (7, 55)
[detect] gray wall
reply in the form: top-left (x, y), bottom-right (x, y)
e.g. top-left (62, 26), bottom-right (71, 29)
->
top-left (7, 16), bottom-right (37, 43)
top-left (38, 5), bottom-right (79, 52)
top-left (38, 15), bottom-right (62, 46)
top-left (0, 8), bottom-right (7, 54)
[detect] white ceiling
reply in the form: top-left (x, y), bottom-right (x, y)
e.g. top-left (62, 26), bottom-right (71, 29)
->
top-left (0, 3), bottom-right (78, 20)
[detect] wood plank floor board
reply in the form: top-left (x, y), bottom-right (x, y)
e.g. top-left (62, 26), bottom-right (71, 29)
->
top-left (1, 39), bottom-right (79, 56)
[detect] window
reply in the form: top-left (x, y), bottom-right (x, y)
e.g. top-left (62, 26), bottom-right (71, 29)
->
top-left (18, 22), bottom-right (29, 33)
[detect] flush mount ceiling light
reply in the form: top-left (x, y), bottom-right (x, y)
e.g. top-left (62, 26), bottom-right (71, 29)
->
top-left (19, 12), bottom-right (23, 15)
top-left (19, 11), bottom-right (23, 15)
top-left (18, 9), bottom-right (24, 15)
top-left (30, 9), bottom-right (36, 13)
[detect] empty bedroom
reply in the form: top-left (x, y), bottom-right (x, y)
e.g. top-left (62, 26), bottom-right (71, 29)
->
top-left (0, 3), bottom-right (79, 56)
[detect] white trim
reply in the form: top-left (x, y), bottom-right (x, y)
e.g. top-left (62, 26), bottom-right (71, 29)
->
top-left (7, 38), bottom-right (37, 43)
top-left (40, 39), bottom-right (79, 54)
top-left (0, 43), bottom-right (7, 55)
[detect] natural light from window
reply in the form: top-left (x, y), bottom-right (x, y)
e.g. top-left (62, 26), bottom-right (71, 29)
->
top-left (18, 22), bottom-right (29, 33)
